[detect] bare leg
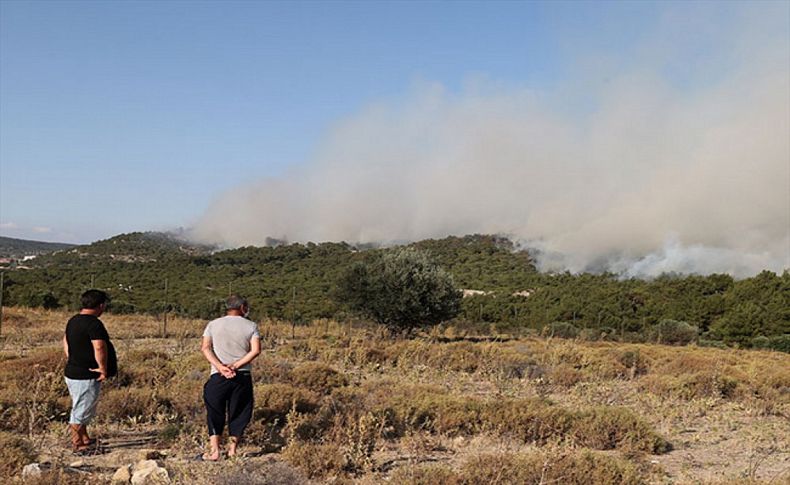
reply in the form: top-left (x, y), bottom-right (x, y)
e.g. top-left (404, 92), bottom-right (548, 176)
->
top-left (203, 435), bottom-right (221, 461)
top-left (227, 436), bottom-right (238, 457)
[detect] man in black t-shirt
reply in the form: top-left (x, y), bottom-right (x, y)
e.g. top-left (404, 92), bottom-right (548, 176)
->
top-left (63, 289), bottom-right (116, 454)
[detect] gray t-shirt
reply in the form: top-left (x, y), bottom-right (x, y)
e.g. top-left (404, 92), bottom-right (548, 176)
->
top-left (203, 315), bottom-right (260, 375)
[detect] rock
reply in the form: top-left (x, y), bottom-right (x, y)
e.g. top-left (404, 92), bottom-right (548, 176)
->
top-left (138, 449), bottom-right (165, 460)
top-left (112, 465), bottom-right (132, 484)
top-left (69, 459), bottom-right (86, 468)
top-left (131, 460), bottom-right (169, 485)
top-left (22, 463), bottom-right (41, 478)
top-left (133, 460), bottom-right (158, 472)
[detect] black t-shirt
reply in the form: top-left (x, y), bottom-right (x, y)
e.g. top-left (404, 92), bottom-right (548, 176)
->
top-left (64, 314), bottom-right (117, 380)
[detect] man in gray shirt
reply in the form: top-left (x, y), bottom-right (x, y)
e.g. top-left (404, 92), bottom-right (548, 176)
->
top-left (201, 295), bottom-right (261, 460)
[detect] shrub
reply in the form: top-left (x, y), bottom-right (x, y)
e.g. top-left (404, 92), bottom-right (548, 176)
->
top-left (485, 400), bottom-right (575, 444)
top-left (639, 372), bottom-right (740, 400)
top-left (193, 459), bottom-right (309, 485)
top-left (751, 336), bottom-right (771, 349)
top-left (22, 291), bottom-right (61, 309)
top-left (617, 350), bottom-right (650, 378)
top-left (290, 362), bottom-right (347, 394)
top-left (254, 384), bottom-right (320, 421)
top-left (548, 364), bottom-right (583, 387)
top-left (767, 334), bottom-right (790, 353)
top-left (0, 431), bottom-right (35, 476)
top-left (387, 387), bottom-right (484, 436)
top-left (579, 328), bottom-right (602, 341)
top-left (648, 320), bottom-right (699, 345)
top-left (572, 407), bottom-right (671, 454)
top-left (390, 464), bottom-right (461, 485)
top-left (99, 388), bottom-right (160, 422)
top-left (0, 350), bottom-right (69, 432)
top-left (281, 441), bottom-right (345, 479)
top-left (459, 449), bottom-right (645, 485)
top-left (698, 339), bottom-right (728, 349)
top-left (545, 322), bottom-right (579, 339)
top-left (334, 248), bottom-right (461, 333)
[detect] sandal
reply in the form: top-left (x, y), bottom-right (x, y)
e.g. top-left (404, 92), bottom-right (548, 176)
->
top-left (72, 446), bottom-right (99, 456)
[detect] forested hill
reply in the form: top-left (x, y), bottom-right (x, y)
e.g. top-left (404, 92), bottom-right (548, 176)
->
top-left (0, 236), bottom-right (75, 258)
top-left (30, 232), bottom-right (215, 264)
top-left (2, 232), bottom-right (788, 349)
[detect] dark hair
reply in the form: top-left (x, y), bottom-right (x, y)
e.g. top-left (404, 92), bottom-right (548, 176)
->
top-left (226, 294), bottom-right (248, 311)
top-left (81, 289), bottom-right (109, 309)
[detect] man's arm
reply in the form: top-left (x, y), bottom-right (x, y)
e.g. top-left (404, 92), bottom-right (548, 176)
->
top-left (229, 336), bottom-right (261, 370)
top-left (201, 336), bottom-right (235, 378)
top-left (62, 334), bottom-right (69, 358)
top-left (88, 339), bottom-right (108, 382)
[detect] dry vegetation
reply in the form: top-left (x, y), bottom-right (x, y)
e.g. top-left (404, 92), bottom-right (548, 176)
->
top-left (0, 306), bottom-right (788, 484)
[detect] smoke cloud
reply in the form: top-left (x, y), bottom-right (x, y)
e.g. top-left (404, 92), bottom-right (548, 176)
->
top-left (193, 6), bottom-right (789, 278)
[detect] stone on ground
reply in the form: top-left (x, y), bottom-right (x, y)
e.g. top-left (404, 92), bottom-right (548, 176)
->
top-left (131, 459), bottom-right (170, 485)
top-left (112, 464), bottom-right (132, 484)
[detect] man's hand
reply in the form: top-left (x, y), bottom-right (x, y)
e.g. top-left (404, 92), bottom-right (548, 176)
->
top-left (89, 368), bottom-right (107, 382)
top-left (218, 364), bottom-right (236, 379)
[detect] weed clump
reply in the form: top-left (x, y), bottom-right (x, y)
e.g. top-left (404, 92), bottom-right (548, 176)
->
top-left (255, 383), bottom-right (320, 421)
top-left (572, 407), bottom-right (671, 454)
top-left (0, 431), bottom-right (35, 476)
top-left (377, 385), bottom-right (669, 453)
top-left (390, 448), bottom-right (646, 485)
top-left (281, 440), bottom-right (345, 479)
top-left (548, 363), bottom-right (584, 387)
top-left (100, 387), bottom-right (160, 422)
top-left (640, 372), bottom-right (740, 400)
top-left (290, 362), bottom-right (347, 394)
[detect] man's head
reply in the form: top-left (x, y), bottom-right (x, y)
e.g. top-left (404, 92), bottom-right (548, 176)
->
top-left (81, 289), bottom-right (109, 315)
top-left (226, 295), bottom-right (249, 317)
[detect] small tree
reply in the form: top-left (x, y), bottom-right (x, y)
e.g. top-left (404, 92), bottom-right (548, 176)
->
top-left (334, 248), bottom-right (461, 333)
top-left (649, 319), bottom-right (699, 345)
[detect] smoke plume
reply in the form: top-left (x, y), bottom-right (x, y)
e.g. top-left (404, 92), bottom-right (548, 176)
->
top-left (193, 5), bottom-right (789, 278)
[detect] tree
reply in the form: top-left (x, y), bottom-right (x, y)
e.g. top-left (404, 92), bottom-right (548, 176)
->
top-left (334, 248), bottom-right (461, 333)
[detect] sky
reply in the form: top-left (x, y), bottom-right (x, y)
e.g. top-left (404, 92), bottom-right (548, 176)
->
top-left (1, 1), bottom-right (788, 276)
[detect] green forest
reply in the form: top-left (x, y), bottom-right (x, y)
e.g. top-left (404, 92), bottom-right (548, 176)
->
top-left (1, 232), bottom-right (788, 350)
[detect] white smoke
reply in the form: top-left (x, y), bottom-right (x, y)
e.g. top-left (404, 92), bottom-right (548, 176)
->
top-left (193, 5), bottom-right (790, 278)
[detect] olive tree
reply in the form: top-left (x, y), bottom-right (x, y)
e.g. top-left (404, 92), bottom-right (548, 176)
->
top-left (335, 248), bottom-right (461, 333)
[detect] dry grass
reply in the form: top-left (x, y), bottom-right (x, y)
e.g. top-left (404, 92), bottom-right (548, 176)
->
top-left (390, 447), bottom-right (647, 485)
top-left (0, 306), bottom-right (788, 484)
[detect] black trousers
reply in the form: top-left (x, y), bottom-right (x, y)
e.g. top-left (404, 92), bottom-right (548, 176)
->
top-left (203, 372), bottom-right (253, 437)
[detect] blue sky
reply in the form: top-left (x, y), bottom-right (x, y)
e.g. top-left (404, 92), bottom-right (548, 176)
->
top-left (0, 1), bottom-right (771, 244)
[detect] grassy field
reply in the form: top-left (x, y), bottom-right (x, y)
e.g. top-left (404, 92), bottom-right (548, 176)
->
top-left (0, 307), bottom-right (788, 484)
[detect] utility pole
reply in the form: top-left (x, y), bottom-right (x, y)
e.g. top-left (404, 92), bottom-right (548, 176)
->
top-left (228, 281), bottom-right (232, 297)
top-left (162, 278), bottom-right (168, 338)
top-left (90, 274), bottom-right (95, 288)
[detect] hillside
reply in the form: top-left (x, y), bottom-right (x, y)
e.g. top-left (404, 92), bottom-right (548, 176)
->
top-left (1, 232), bottom-right (788, 349)
top-left (0, 236), bottom-right (75, 259)
top-left (29, 231), bottom-right (215, 265)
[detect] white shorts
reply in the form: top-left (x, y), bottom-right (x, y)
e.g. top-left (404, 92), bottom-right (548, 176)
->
top-left (65, 377), bottom-right (101, 425)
